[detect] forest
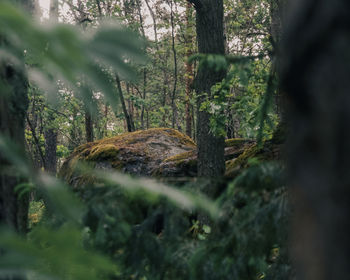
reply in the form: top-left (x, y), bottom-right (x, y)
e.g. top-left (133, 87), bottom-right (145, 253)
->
top-left (0, 0), bottom-right (349, 279)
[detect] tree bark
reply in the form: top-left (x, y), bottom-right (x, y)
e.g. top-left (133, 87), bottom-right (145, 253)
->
top-left (168, 0), bottom-right (178, 130)
top-left (84, 109), bottom-right (94, 142)
top-left (185, 1), bottom-right (194, 138)
top-left (269, 0), bottom-right (285, 121)
top-left (0, 0), bottom-right (34, 233)
top-left (190, 0), bottom-right (226, 178)
top-left (43, 0), bottom-right (59, 174)
top-left (281, 0), bottom-right (350, 279)
top-left (116, 75), bottom-right (135, 132)
top-left (44, 114), bottom-right (57, 174)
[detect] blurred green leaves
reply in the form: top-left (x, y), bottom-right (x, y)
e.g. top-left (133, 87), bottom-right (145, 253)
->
top-left (0, 226), bottom-right (119, 280)
top-left (97, 170), bottom-right (220, 219)
top-left (0, 1), bottom-right (146, 111)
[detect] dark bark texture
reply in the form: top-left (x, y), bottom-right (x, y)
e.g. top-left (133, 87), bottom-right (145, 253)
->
top-left (44, 116), bottom-right (58, 174)
top-left (191, 0), bottom-right (226, 177)
top-left (0, 53), bottom-right (29, 233)
top-left (0, 0), bottom-right (35, 234)
top-left (281, 0), bottom-right (350, 279)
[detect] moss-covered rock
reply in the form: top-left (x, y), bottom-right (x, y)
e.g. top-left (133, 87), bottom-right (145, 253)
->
top-left (59, 128), bottom-right (196, 187)
top-left (59, 127), bottom-right (282, 186)
top-left (225, 140), bottom-right (283, 178)
top-left (153, 138), bottom-right (256, 177)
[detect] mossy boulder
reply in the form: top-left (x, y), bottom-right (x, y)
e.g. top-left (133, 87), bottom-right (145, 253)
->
top-left (60, 127), bottom-right (282, 187)
top-left (225, 140), bottom-right (283, 179)
top-left (59, 128), bottom-right (196, 187)
top-left (153, 138), bottom-right (256, 177)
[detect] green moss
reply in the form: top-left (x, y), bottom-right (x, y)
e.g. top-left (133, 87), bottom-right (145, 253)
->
top-left (225, 144), bottom-right (261, 178)
top-left (164, 151), bottom-right (195, 163)
top-left (225, 138), bottom-right (252, 148)
top-left (59, 128), bottom-right (196, 183)
top-left (86, 144), bottom-right (119, 161)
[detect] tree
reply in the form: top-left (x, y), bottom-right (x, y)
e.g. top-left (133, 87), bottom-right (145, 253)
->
top-left (188, 0), bottom-right (226, 178)
top-left (43, 0), bottom-right (59, 174)
top-left (281, 0), bottom-right (350, 279)
top-left (184, 1), bottom-right (194, 138)
top-left (0, 0), bottom-right (33, 233)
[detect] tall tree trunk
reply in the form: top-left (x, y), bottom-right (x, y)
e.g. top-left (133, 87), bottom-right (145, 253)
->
top-left (269, 0), bottom-right (284, 121)
top-left (185, 1), bottom-right (194, 138)
top-left (43, 0), bottom-right (59, 174)
top-left (0, 0), bottom-right (34, 233)
top-left (190, 0), bottom-right (226, 178)
top-left (141, 69), bottom-right (147, 129)
top-left (135, 0), bottom-right (147, 130)
top-left (168, 0), bottom-right (178, 130)
top-left (281, 0), bottom-right (350, 279)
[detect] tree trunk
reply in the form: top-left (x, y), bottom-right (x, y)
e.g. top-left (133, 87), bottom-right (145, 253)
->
top-left (190, 0), bottom-right (226, 178)
top-left (144, 0), bottom-right (159, 46)
top-left (84, 110), bottom-right (94, 142)
top-left (269, 0), bottom-right (285, 121)
top-left (0, 0), bottom-right (34, 233)
top-left (168, 0), bottom-right (178, 130)
top-left (185, 1), bottom-right (194, 138)
top-left (44, 114), bottom-right (57, 174)
top-left (116, 75), bottom-right (135, 132)
top-left (141, 69), bottom-right (147, 129)
top-left (43, 0), bottom-right (59, 174)
top-left (281, 0), bottom-right (350, 279)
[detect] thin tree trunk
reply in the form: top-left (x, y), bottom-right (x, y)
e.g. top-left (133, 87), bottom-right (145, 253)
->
top-left (144, 0), bottom-right (158, 46)
top-left (141, 69), bottom-right (147, 129)
top-left (185, 1), bottom-right (194, 137)
top-left (168, 0), bottom-right (178, 129)
top-left (135, 0), bottom-right (147, 130)
top-left (104, 104), bottom-right (108, 136)
top-left (116, 75), bottom-right (135, 132)
top-left (26, 114), bottom-right (46, 168)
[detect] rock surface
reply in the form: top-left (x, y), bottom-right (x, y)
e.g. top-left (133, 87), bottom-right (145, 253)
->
top-left (153, 138), bottom-right (256, 177)
top-left (59, 127), bottom-right (282, 186)
top-left (59, 128), bottom-right (196, 186)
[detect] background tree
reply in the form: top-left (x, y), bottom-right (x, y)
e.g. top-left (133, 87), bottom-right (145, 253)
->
top-left (188, 0), bottom-right (226, 178)
top-left (0, 0), bottom-right (34, 233)
top-left (282, 0), bottom-right (350, 279)
top-left (43, 0), bottom-right (59, 174)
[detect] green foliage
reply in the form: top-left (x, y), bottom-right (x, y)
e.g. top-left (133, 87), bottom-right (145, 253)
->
top-left (190, 162), bottom-right (290, 280)
top-left (0, 226), bottom-right (119, 280)
top-left (192, 53), bottom-right (277, 139)
top-left (56, 145), bottom-right (70, 159)
top-left (0, 2), bottom-right (290, 280)
top-left (28, 200), bottom-right (45, 228)
top-left (0, 2), bottom-right (145, 112)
